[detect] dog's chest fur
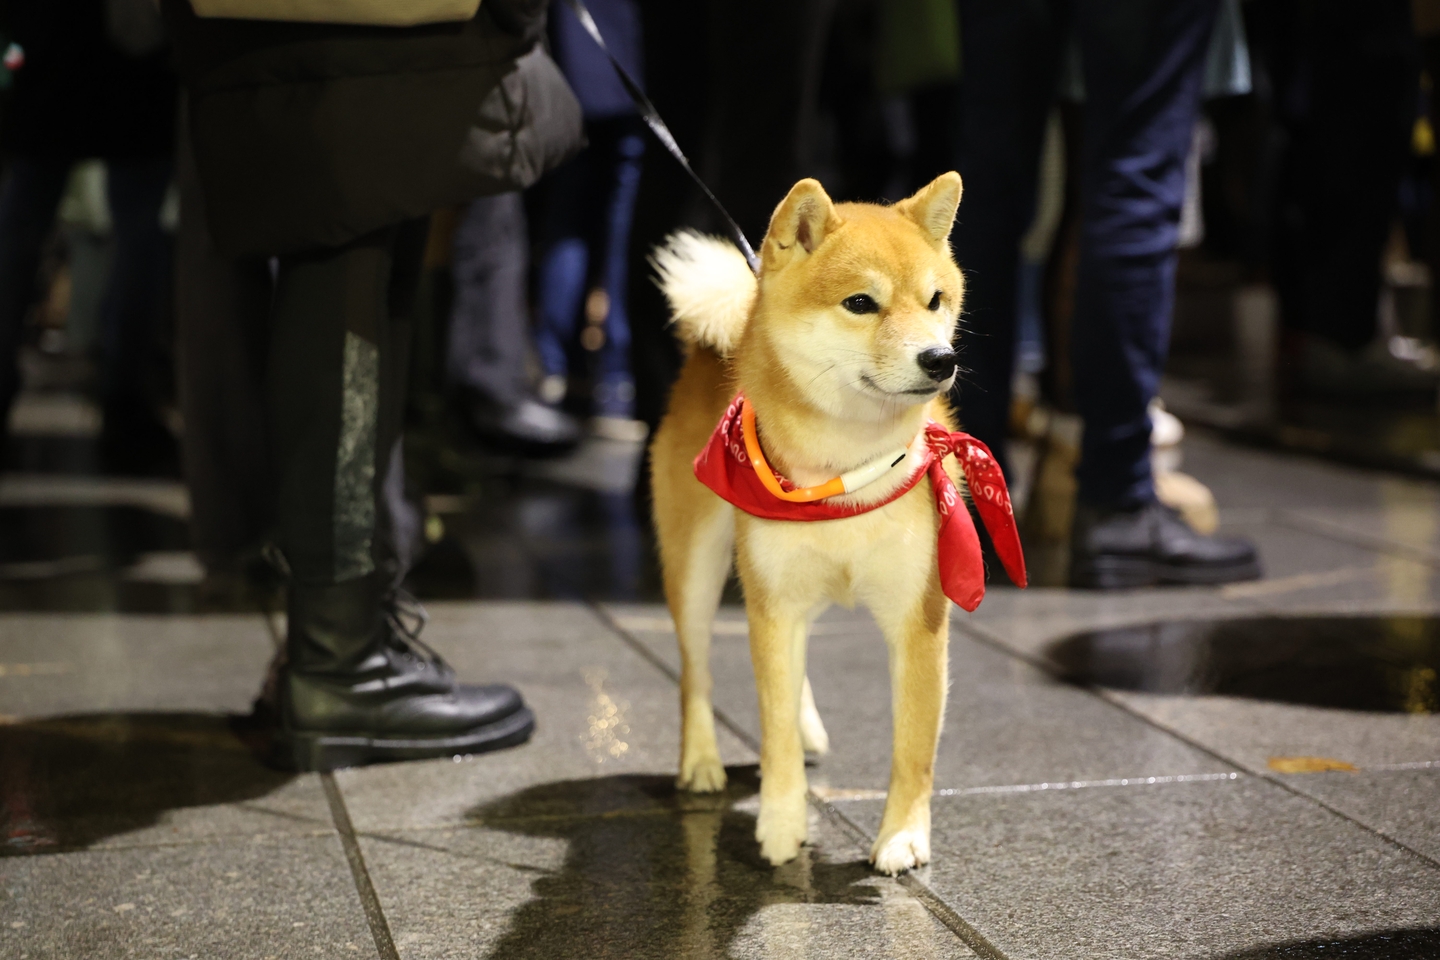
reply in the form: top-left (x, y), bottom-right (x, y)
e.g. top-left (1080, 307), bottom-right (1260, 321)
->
top-left (735, 474), bottom-right (941, 613)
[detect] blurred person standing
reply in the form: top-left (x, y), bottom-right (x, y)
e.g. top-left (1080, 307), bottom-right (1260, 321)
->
top-left (448, 192), bottom-right (582, 454)
top-left (1261, 0), bottom-right (1426, 394)
top-left (163, 0), bottom-right (582, 770)
top-left (951, 0), bottom-right (1261, 588)
top-left (531, 0), bottom-right (645, 435)
top-left (0, 0), bottom-right (177, 473)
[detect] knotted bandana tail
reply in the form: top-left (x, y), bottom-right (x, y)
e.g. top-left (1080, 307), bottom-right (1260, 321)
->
top-left (693, 396), bottom-right (1027, 612)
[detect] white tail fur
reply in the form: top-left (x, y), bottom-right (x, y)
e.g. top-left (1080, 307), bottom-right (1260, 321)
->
top-left (651, 231), bottom-right (757, 356)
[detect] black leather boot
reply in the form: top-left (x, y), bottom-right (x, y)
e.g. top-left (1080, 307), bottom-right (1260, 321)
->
top-left (271, 573), bottom-right (534, 771)
top-left (1070, 500), bottom-right (1261, 589)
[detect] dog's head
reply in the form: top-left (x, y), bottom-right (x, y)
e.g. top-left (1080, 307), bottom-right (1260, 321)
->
top-left (750, 173), bottom-right (964, 422)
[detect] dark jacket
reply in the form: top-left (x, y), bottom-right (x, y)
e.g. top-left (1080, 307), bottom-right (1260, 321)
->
top-left (163, 0), bottom-right (573, 257)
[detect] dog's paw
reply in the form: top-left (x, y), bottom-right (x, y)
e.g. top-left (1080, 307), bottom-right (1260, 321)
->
top-left (755, 796), bottom-right (808, 866)
top-left (677, 753), bottom-right (727, 793)
top-left (870, 826), bottom-right (931, 876)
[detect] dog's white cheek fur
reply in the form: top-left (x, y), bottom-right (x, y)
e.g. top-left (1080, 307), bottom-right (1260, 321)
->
top-left (769, 311), bottom-right (905, 423)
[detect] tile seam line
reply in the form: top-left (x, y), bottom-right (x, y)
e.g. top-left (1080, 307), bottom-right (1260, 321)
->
top-left (588, 600), bottom-right (1012, 960)
top-left (813, 796), bottom-right (1009, 960)
top-left (321, 773), bottom-right (400, 960)
top-left (1272, 508), bottom-right (1440, 569)
top-left (956, 619), bottom-right (1440, 873)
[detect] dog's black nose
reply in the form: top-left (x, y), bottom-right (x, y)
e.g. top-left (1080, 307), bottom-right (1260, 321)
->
top-left (916, 347), bottom-right (957, 382)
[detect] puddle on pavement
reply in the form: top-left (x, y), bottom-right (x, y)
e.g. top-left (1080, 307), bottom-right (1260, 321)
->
top-left (0, 712), bottom-right (295, 854)
top-left (1210, 927), bottom-right (1440, 958)
top-left (1047, 616), bottom-right (1440, 713)
top-left (460, 767), bottom-right (901, 960)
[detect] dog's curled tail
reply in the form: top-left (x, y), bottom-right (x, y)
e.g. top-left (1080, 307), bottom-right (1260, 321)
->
top-left (651, 230), bottom-right (757, 357)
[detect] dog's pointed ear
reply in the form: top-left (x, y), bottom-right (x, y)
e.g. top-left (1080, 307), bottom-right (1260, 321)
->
top-left (763, 179), bottom-right (841, 269)
top-left (896, 172), bottom-right (962, 245)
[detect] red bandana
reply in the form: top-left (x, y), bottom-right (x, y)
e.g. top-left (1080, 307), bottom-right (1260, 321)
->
top-left (693, 395), bottom-right (1027, 612)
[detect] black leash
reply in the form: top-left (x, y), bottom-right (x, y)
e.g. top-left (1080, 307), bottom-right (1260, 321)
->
top-left (561, 0), bottom-right (762, 275)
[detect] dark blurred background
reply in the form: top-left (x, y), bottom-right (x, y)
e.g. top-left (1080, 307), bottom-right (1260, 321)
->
top-left (1, 0), bottom-right (1437, 608)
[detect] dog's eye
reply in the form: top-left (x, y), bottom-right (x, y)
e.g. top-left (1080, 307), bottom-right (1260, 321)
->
top-left (841, 294), bottom-right (880, 315)
top-left (928, 291), bottom-right (942, 311)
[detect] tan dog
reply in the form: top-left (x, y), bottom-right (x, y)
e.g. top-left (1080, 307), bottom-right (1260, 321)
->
top-left (649, 173), bottom-right (967, 874)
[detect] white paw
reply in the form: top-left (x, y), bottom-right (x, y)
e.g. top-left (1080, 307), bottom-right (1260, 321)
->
top-left (870, 826), bottom-right (931, 876)
top-left (755, 795), bottom-right (808, 865)
top-left (677, 753), bottom-right (727, 793)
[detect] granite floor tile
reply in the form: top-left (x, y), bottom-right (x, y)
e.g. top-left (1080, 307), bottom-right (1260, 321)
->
top-left (1180, 432), bottom-right (1423, 514)
top-left (0, 612), bottom-right (277, 717)
top-left (1101, 689), bottom-right (1440, 773)
top-left (336, 602), bottom-right (755, 833)
top-left (835, 774), bottom-right (1440, 960)
top-left (0, 834), bottom-right (375, 960)
top-left (357, 767), bottom-right (973, 960)
top-left (603, 603), bottom-right (1234, 795)
top-left (1271, 767), bottom-right (1440, 865)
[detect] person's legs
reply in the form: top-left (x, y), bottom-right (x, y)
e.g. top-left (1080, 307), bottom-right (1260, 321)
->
top-left (1069, 0), bottom-right (1218, 508)
top-left (447, 193), bottom-right (531, 409)
top-left (533, 151), bottom-right (593, 386)
top-left (448, 192), bottom-right (580, 452)
top-left (595, 121), bottom-right (645, 420)
top-left (101, 158), bottom-right (173, 409)
top-left (266, 223), bottom-right (533, 770)
top-left (948, 0), bottom-right (1067, 477)
top-left (175, 110), bottom-right (276, 576)
top-left (1067, 0), bottom-right (1259, 587)
top-left (1272, 0), bottom-right (1419, 383)
top-left (0, 157), bottom-right (70, 456)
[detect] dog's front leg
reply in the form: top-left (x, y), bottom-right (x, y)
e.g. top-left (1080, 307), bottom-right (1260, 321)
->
top-left (748, 605), bottom-right (810, 866)
top-left (872, 586), bottom-right (949, 875)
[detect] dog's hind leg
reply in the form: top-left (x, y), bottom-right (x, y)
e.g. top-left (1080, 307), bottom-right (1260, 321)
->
top-left (664, 499), bottom-right (734, 793)
top-left (799, 670), bottom-right (829, 756)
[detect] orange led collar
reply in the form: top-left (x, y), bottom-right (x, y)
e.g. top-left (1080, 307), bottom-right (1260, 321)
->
top-left (740, 398), bottom-right (908, 503)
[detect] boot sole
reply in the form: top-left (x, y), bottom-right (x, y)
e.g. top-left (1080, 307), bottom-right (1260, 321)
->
top-left (1071, 556), bottom-right (1262, 590)
top-left (273, 706), bottom-right (535, 772)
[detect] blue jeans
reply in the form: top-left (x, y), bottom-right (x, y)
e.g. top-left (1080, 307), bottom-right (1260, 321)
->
top-left (951, 0), bottom-right (1219, 507)
top-left (533, 117), bottom-right (644, 418)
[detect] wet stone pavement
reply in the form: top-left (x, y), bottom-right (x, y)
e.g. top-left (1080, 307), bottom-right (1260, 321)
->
top-left (2, 390), bottom-right (1440, 958)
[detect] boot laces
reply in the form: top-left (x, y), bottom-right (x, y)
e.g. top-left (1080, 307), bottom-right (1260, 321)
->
top-left (382, 587), bottom-right (446, 668)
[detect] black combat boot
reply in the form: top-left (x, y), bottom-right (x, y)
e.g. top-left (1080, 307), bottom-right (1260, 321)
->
top-left (1070, 499), bottom-right (1261, 589)
top-left (271, 573), bottom-right (534, 771)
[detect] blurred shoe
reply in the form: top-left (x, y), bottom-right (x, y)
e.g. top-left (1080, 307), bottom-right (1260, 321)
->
top-left (1070, 499), bottom-right (1259, 589)
top-left (590, 415), bottom-right (649, 443)
top-left (268, 573), bottom-right (534, 771)
top-left (538, 374), bottom-right (567, 406)
top-left (1148, 398), bottom-right (1184, 448)
top-left (459, 388), bottom-right (581, 456)
top-left (1153, 470), bottom-right (1218, 535)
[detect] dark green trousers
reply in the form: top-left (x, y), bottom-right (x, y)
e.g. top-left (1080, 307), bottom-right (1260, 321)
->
top-left (268, 221), bottom-right (427, 585)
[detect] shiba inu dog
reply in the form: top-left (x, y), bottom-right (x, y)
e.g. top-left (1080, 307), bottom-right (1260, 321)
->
top-left (649, 173), bottom-right (1021, 875)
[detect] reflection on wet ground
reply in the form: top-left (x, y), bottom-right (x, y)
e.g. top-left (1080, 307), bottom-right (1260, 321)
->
top-left (1049, 616), bottom-right (1440, 712)
top-left (1209, 928), bottom-right (1440, 959)
top-left (409, 478), bottom-right (660, 603)
top-left (0, 713), bottom-right (294, 854)
top-left (456, 768), bottom-right (881, 960)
